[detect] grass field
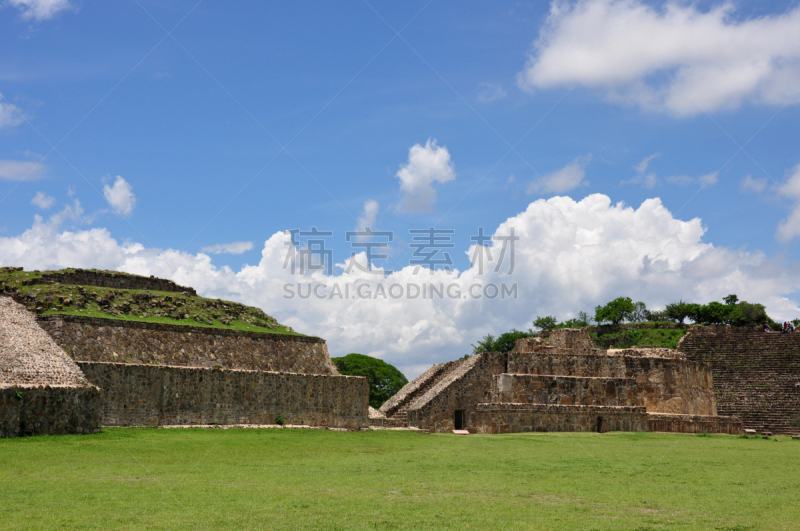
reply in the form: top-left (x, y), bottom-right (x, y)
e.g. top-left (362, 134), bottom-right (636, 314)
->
top-left (2, 429), bottom-right (798, 530)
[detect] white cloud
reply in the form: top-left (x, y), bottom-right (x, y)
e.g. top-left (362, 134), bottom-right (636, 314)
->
top-left (622, 153), bottom-right (659, 188)
top-left (8, 0), bottom-right (74, 21)
top-left (200, 242), bottom-right (254, 255)
top-left (30, 191), bottom-right (55, 210)
top-left (666, 171), bottom-right (719, 188)
top-left (527, 159), bottom-right (587, 194)
top-left (0, 159), bottom-right (46, 181)
top-left (395, 139), bottom-right (455, 213)
top-left (477, 83), bottom-right (507, 103)
top-left (356, 199), bottom-right (379, 231)
top-left (0, 97), bottom-right (25, 129)
top-left (518, 0), bottom-right (800, 116)
top-left (635, 153), bottom-right (659, 174)
top-left (776, 164), bottom-right (800, 242)
top-left (3, 194), bottom-right (799, 379)
top-left (741, 175), bottom-right (767, 193)
top-left (103, 176), bottom-right (136, 217)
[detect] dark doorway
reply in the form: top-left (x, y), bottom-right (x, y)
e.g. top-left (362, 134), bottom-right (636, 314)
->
top-left (597, 416), bottom-right (603, 433)
top-left (454, 410), bottom-right (465, 430)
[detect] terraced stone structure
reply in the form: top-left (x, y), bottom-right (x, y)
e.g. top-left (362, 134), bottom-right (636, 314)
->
top-left (381, 329), bottom-right (741, 434)
top-left (679, 326), bottom-right (800, 435)
top-left (0, 297), bottom-right (102, 438)
top-left (1, 267), bottom-right (369, 431)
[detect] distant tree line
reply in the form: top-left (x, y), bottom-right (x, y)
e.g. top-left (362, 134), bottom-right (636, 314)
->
top-left (470, 294), bottom-right (798, 355)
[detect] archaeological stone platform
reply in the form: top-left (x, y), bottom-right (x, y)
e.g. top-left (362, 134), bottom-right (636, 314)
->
top-left (34, 314), bottom-right (368, 429)
top-left (380, 329), bottom-right (741, 434)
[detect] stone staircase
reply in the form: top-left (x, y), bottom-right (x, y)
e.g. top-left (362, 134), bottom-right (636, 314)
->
top-left (379, 359), bottom-right (467, 426)
top-left (680, 327), bottom-right (800, 434)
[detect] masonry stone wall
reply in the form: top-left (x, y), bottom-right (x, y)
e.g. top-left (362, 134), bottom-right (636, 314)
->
top-left (647, 413), bottom-right (742, 434)
top-left (472, 403), bottom-right (649, 434)
top-left (0, 385), bottom-right (103, 438)
top-left (32, 269), bottom-right (196, 295)
top-left (508, 351), bottom-right (627, 377)
top-left (508, 351), bottom-right (716, 415)
top-left (38, 315), bottom-right (337, 375)
top-left (78, 362), bottom-right (369, 429)
top-left (679, 326), bottom-right (800, 434)
top-left (493, 367), bottom-right (715, 415)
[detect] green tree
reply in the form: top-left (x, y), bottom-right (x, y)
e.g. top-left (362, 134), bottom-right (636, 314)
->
top-left (728, 302), bottom-right (769, 328)
top-left (471, 334), bottom-right (496, 354)
top-left (331, 354), bottom-right (408, 409)
top-left (665, 300), bottom-right (693, 324)
top-left (694, 302), bottom-right (732, 325)
top-left (533, 315), bottom-right (558, 331)
top-left (493, 329), bottom-right (535, 352)
top-left (723, 294), bottom-right (739, 305)
top-left (472, 330), bottom-right (535, 353)
top-left (647, 309), bottom-right (671, 322)
top-left (594, 297), bottom-right (635, 325)
top-left (631, 301), bottom-right (648, 322)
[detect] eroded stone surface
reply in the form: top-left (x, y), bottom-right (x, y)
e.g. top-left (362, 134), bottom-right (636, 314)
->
top-left (0, 297), bottom-right (88, 387)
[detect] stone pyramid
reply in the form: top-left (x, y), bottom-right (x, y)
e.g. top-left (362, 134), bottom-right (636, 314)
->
top-left (0, 296), bottom-right (88, 388)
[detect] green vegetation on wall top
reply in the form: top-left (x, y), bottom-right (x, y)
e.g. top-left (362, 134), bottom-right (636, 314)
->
top-left (0, 267), bottom-right (300, 336)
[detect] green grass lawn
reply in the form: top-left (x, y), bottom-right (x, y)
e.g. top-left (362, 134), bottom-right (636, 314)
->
top-left (1, 429), bottom-right (798, 530)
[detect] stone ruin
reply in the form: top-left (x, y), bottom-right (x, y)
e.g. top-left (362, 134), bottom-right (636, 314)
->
top-left (380, 328), bottom-right (742, 434)
top-left (0, 268), bottom-right (371, 437)
top-left (0, 297), bottom-right (102, 437)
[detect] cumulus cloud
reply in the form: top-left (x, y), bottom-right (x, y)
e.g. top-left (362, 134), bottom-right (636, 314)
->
top-left (395, 139), bottom-right (455, 213)
top-left (103, 176), bottom-right (136, 217)
top-left (741, 175), bottom-right (767, 193)
top-left (527, 158), bottom-right (588, 194)
top-left (201, 242), bottom-right (254, 255)
top-left (2, 194), bottom-right (799, 378)
top-left (356, 200), bottom-right (379, 231)
top-left (518, 0), bottom-right (800, 116)
top-left (0, 159), bottom-right (46, 181)
top-left (477, 83), bottom-right (507, 103)
top-left (30, 191), bottom-right (55, 210)
top-left (0, 97), bottom-right (25, 129)
top-left (776, 164), bottom-right (800, 242)
top-left (8, 0), bottom-right (74, 21)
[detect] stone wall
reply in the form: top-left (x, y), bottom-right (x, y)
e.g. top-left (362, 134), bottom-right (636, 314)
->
top-left (32, 269), bottom-right (196, 295)
top-left (78, 362), bottom-right (369, 429)
top-left (679, 326), bottom-right (800, 434)
top-left (38, 315), bottom-right (337, 375)
top-left (549, 328), bottom-right (596, 351)
top-left (472, 403), bottom-right (649, 434)
top-left (493, 366), bottom-right (716, 416)
top-left (647, 413), bottom-right (742, 435)
top-left (508, 350), bottom-right (716, 415)
top-left (508, 351), bottom-right (626, 377)
top-left (0, 385), bottom-right (103, 438)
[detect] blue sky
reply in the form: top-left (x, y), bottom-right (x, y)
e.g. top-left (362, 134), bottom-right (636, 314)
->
top-left (2, 0), bottom-right (800, 375)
